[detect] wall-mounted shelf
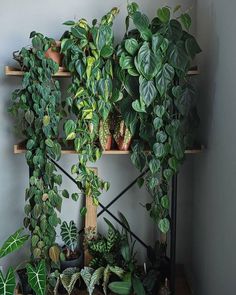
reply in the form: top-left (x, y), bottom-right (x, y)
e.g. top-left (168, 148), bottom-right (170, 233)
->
top-left (14, 141), bottom-right (204, 155)
top-left (5, 66), bottom-right (199, 78)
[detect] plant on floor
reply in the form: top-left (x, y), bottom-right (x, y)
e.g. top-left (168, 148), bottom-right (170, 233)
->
top-left (0, 228), bottom-right (29, 295)
top-left (61, 7), bottom-right (121, 204)
top-left (9, 32), bottom-right (64, 267)
top-left (116, 2), bottom-right (201, 233)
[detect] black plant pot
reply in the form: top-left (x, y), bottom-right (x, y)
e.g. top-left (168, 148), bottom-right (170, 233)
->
top-left (17, 268), bottom-right (35, 295)
top-left (60, 254), bottom-right (83, 271)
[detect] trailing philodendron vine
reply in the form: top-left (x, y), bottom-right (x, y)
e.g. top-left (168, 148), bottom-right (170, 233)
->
top-left (61, 8), bottom-right (122, 204)
top-left (9, 32), bottom-right (63, 267)
top-left (116, 3), bottom-right (201, 233)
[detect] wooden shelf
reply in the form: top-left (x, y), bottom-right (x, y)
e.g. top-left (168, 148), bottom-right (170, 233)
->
top-left (5, 66), bottom-right (71, 77)
top-left (14, 142), bottom-right (204, 155)
top-left (5, 66), bottom-right (199, 78)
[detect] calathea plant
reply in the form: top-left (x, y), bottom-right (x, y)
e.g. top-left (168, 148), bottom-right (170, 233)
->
top-left (9, 32), bottom-right (63, 267)
top-left (116, 3), bottom-right (201, 233)
top-left (61, 8), bottom-right (121, 204)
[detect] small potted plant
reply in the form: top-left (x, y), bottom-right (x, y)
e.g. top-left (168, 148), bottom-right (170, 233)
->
top-left (45, 40), bottom-right (62, 66)
top-left (60, 220), bottom-right (83, 270)
top-left (99, 117), bottom-right (113, 151)
top-left (114, 117), bottom-right (132, 151)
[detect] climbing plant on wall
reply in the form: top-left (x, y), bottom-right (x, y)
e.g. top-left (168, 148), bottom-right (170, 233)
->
top-left (9, 32), bottom-right (63, 267)
top-left (116, 3), bottom-right (201, 233)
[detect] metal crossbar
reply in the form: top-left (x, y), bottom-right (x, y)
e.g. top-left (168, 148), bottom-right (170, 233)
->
top-left (48, 156), bottom-right (149, 249)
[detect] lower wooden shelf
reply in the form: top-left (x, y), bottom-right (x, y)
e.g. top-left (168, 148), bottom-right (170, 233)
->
top-left (13, 142), bottom-right (204, 155)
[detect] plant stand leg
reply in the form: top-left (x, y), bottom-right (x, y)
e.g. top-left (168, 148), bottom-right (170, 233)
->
top-left (170, 174), bottom-right (178, 294)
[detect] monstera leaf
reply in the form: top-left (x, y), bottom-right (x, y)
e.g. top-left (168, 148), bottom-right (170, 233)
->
top-left (60, 221), bottom-right (78, 252)
top-left (0, 228), bottom-right (29, 258)
top-left (81, 267), bottom-right (104, 295)
top-left (26, 260), bottom-right (46, 295)
top-left (60, 268), bottom-right (80, 295)
top-left (0, 267), bottom-right (16, 295)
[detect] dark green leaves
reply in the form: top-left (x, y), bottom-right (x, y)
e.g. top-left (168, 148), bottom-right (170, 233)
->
top-left (71, 27), bottom-right (87, 39)
top-left (155, 63), bottom-right (175, 96)
top-left (64, 120), bottom-right (76, 140)
top-left (185, 37), bottom-right (202, 59)
top-left (101, 45), bottom-right (113, 58)
top-left (26, 260), bottom-right (46, 295)
top-left (139, 77), bottom-right (157, 107)
top-left (153, 143), bottom-right (165, 158)
top-left (0, 267), bottom-right (16, 295)
top-left (132, 99), bottom-right (146, 113)
top-left (132, 11), bottom-right (152, 41)
top-left (169, 42), bottom-right (189, 71)
top-left (148, 159), bottom-right (160, 174)
top-left (180, 13), bottom-right (192, 31)
top-left (136, 42), bottom-right (160, 80)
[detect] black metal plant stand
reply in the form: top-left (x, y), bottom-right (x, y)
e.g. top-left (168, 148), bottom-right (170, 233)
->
top-left (47, 157), bottom-right (178, 294)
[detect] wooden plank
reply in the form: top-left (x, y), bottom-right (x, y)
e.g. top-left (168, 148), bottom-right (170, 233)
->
top-left (84, 168), bottom-right (98, 266)
top-left (13, 142), bottom-right (204, 155)
top-left (5, 65), bottom-right (199, 77)
top-left (5, 66), bottom-right (71, 77)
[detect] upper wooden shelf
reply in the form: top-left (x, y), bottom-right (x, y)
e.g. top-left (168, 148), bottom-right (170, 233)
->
top-left (14, 142), bottom-right (204, 155)
top-left (5, 66), bottom-right (199, 78)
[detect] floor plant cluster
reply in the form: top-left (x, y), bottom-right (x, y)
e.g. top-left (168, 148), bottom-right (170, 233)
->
top-left (2, 2), bottom-right (201, 295)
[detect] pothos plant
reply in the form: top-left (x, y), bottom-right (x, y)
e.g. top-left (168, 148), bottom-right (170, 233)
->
top-left (9, 32), bottom-right (63, 267)
top-left (116, 3), bottom-right (201, 233)
top-left (61, 7), bottom-right (122, 204)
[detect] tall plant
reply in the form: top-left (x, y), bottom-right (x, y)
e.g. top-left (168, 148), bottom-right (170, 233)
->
top-left (9, 32), bottom-right (63, 266)
top-left (61, 8), bottom-right (121, 204)
top-left (116, 3), bottom-right (201, 233)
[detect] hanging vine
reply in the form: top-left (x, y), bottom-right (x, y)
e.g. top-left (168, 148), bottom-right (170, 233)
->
top-left (9, 32), bottom-right (63, 267)
top-left (116, 3), bottom-right (201, 233)
top-left (61, 8), bottom-right (121, 204)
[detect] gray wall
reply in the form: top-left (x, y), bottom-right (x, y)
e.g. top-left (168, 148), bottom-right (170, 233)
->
top-left (0, 0), bottom-right (195, 270)
top-left (191, 0), bottom-right (236, 294)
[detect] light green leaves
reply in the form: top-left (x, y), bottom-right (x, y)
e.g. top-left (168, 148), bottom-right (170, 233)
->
top-left (158, 218), bottom-right (170, 233)
top-left (180, 13), bottom-right (192, 30)
top-left (60, 268), bottom-right (80, 295)
top-left (0, 228), bottom-right (29, 259)
top-left (148, 159), bottom-right (160, 174)
top-left (108, 281), bottom-right (132, 295)
top-left (0, 267), bottom-right (15, 295)
top-left (125, 38), bottom-right (139, 56)
top-left (64, 120), bottom-right (77, 141)
top-left (26, 260), bottom-right (46, 295)
top-left (132, 99), bottom-right (146, 113)
top-left (157, 7), bottom-right (170, 23)
top-left (60, 221), bottom-right (78, 252)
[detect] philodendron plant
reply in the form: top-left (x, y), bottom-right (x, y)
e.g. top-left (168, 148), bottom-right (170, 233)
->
top-left (9, 32), bottom-right (64, 267)
top-left (117, 3), bottom-right (201, 233)
top-left (61, 7), bottom-right (122, 204)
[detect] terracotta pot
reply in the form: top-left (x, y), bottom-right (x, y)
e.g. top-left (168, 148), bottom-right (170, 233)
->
top-left (117, 138), bottom-right (131, 151)
top-left (103, 135), bottom-right (112, 151)
top-left (45, 41), bottom-right (62, 65)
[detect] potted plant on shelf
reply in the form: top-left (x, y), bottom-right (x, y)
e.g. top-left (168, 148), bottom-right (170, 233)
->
top-left (113, 116), bottom-right (132, 151)
top-left (99, 116), bottom-right (113, 151)
top-left (60, 220), bottom-right (83, 270)
top-left (45, 40), bottom-right (62, 66)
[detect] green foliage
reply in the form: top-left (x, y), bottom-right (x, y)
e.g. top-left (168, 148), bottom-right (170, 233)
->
top-left (116, 3), bottom-right (201, 232)
top-left (26, 260), bottom-right (47, 295)
top-left (80, 267), bottom-right (104, 295)
top-left (61, 8), bottom-right (120, 203)
top-left (0, 228), bottom-right (29, 259)
top-left (60, 221), bottom-right (78, 252)
top-left (9, 32), bottom-right (63, 266)
top-left (60, 268), bottom-right (80, 295)
top-left (0, 267), bottom-right (15, 295)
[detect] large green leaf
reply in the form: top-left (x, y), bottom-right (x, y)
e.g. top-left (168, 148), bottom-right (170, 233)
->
top-left (155, 63), bottom-right (175, 96)
top-left (139, 77), bottom-right (157, 107)
top-left (26, 260), bottom-right (46, 295)
top-left (108, 281), bottom-right (132, 295)
top-left (157, 7), bottom-right (170, 23)
top-left (136, 42), bottom-right (160, 80)
top-left (0, 268), bottom-right (16, 295)
top-left (81, 267), bottom-right (104, 295)
top-left (60, 268), bottom-right (80, 295)
top-left (169, 41), bottom-right (189, 71)
top-left (132, 11), bottom-right (152, 41)
top-left (125, 38), bottom-right (139, 56)
top-left (0, 228), bottom-right (29, 259)
top-left (132, 276), bottom-right (145, 295)
top-left (60, 221), bottom-right (78, 252)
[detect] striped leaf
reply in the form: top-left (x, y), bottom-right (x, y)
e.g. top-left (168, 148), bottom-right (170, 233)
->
top-left (26, 260), bottom-right (46, 295)
top-left (60, 221), bottom-right (78, 252)
top-left (0, 267), bottom-right (16, 295)
top-left (60, 268), bottom-right (80, 295)
top-left (0, 228), bottom-right (29, 258)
